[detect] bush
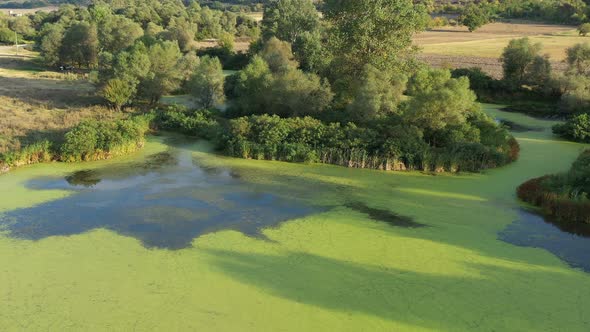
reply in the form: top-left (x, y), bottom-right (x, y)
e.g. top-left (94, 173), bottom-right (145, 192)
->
top-left (60, 115), bottom-right (152, 162)
top-left (155, 106), bottom-right (222, 140)
top-left (553, 113), bottom-right (590, 142)
top-left (517, 150), bottom-right (590, 224)
top-left (579, 23), bottom-right (590, 36)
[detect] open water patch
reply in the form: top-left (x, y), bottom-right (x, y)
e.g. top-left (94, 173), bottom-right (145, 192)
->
top-left (499, 209), bottom-right (590, 272)
top-left (0, 147), bottom-right (322, 249)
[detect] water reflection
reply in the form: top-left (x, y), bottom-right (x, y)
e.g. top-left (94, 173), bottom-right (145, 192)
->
top-left (499, 209), bottom-right (590, 272)
top-left (0, 147), bottom-right (321, 249)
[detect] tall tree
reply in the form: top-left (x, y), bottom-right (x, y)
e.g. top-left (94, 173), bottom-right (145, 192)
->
top-left (324, 0), bottom-right (428, 96)
top-left (188, 56), bottom-right (225, 109)
top-left (501, 37), bottom-right (548, 88)
top-left (261, 0), bottom-right (320, 43)
top-left (138, 41), bottom-right (183, 103)
top-left (60, 22), bottom-right (99, 68)
top-left (566, 43), bottom-right (590, 75)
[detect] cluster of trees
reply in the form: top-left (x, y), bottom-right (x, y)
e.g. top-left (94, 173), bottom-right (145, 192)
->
top-left (0, 10), bottom-right (36, 43)
top-left (517, 150), bottom-right (590, 224)
top-left (31, 0), bottom-right (259, 67)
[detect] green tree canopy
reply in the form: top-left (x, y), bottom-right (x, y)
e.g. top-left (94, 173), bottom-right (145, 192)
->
top-left (60, 22), bottom-right (99, 68)
top-left (261, 0), bottom-right (320, 43)
top-left (500, 37), bottom-right (550, 88)
top-left (405, 69), bottom-right (479, 132)
top-left (188, 56), bottom-right (225, 109)
top-left (324, 0), bottom-right (428, 95)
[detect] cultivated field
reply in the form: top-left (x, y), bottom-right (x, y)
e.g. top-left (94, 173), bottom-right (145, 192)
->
top-left (415, 22), bottom-right (585, 77)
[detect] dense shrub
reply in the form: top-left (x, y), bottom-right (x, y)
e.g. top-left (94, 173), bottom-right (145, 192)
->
top-left (518, 150), bottom-right (590, 224)
top-left (553, 113), bottom-right (590, 142)
top-left (218, 114), bottom-right (518, 172)
top-left (155, 106), bottom-right (222, 140)
top-left (59, 115), bottom-right (152, 162)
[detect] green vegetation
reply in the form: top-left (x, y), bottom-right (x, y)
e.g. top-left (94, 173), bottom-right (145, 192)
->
top-left (553, 113), bottom-right (590, 142)
top-left (0, 106), bottom-right (589, 331)
top-left (59, 114), bottom-right (152, 162)
top-left (518, 150), bottom-right (590, 224)
top-left (0, 115), bottom-right (151, 171)
top-left (458, 4), bottom-right (492, 32)
top-left (579, 23), bottom-right (590, 36)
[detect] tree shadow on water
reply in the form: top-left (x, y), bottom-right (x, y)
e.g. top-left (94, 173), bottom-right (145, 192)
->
top-left (202, 249), bottom-right (590, 331)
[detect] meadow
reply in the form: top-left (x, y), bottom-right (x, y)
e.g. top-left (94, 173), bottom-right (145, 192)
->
top-left (0, 49), bottom-right (118, 153)
top-left (0, 105), bottom-right (589, 331)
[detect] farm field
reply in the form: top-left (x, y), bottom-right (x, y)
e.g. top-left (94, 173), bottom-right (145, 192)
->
top-left (415, 22), bottom-right (585, 77)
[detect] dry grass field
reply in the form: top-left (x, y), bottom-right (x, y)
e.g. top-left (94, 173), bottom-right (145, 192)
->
top-left (0, 48), bottom-right (113, 153)
top-left (415, 21), bottom-right (586, 77)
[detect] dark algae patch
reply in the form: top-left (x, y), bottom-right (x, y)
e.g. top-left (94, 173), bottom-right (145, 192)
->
top-left (499, 209), bottom-right (590, 272)
top-left (0, 147), bottom-right (322, 250)
top-left (345, 202), bottom-right (426, 228)
top-left (499, 119), bottom-right (543, 132)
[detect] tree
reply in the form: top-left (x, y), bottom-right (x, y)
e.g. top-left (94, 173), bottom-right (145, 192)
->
top-left (259, 37), bottom-right (299, 74)
top-left (0, 27), bottom-right (14, 44)
top-left (230, 55), bottom-right (274, 115)
top-left (163, 16), bottom-right (197, 52)
top-left (458, 4), bottom-right (491, 32)
top-left (268, 69), bottom-right (333, 117)
top-left (100, 15), bottom-right (144, 54)
top-left (101, 78), bottom-right (136, 111)
top-left (579, 23), bottom-right (590, 36)
top-left (293, 30), bottom-right (330, 74)
top-left (60, 22), bottom-right (99, 68)
top-left (39, 23), bottom-right (64, 66)
top-left (261, 0), bottom-right (320, 43)
top-left (558, 74), bottom-right (590, 113)
top-left (500, 37), bottom-right (545, 87)
top-left (188, 56), bottom-right (225, 109)
top-left (405, 70), bottom-right (479, 131)
top-left (324, 0), bottom-right (429, 95)
top-left (139, 41), bottom-right (183, 104)
top-left (348, 65), bottom-right (407, 122)
top-left (9, 16), bottom-right (34, 38)
top-left (566, 43), bottom-right (590, 75)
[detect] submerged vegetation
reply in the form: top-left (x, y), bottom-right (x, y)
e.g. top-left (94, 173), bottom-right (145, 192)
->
top-left (518, 150), bottom-right (590, 224)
